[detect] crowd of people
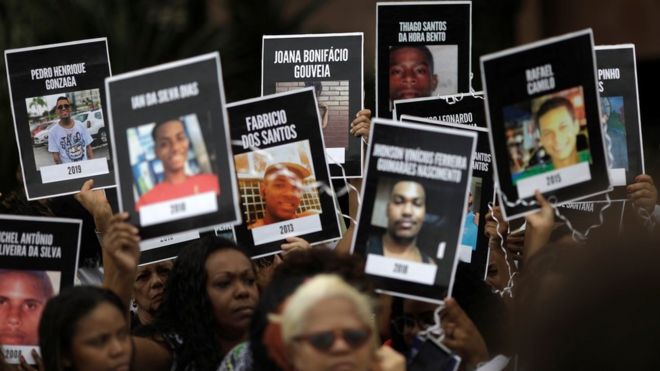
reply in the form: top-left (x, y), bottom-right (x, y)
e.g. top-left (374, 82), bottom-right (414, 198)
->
top-left (0, 103), bottom-right (657, 371)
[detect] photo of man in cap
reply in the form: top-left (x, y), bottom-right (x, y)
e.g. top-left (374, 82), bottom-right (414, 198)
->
top-left (250, 161), bottom-right (317, 228)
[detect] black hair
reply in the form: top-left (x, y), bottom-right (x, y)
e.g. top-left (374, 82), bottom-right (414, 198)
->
top-left (250, 248), bottom-right (371, 371)
top-left (38, 286), bottom-right (126, 371)
top-left (147, 236), bottom-right (254, 371)
top-left (389, 45), bottom-right (435, 73)
top-left (54, 96), bottom-right (70, 110)
top-left (534, 96), bottom-right (576, 129)
top-left (151, 118), bottom-right (183, 142)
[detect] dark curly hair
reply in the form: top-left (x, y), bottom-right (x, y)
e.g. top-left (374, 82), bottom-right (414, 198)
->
top-left (39, 286), bottom-right (127, 371)
top-left (147, 235), bottom-right (254, 371)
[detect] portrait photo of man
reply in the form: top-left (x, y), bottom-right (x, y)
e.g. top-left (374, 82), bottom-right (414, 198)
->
top-left (133, 116), bottom-right (219, 211)
top-left (535, 96), bottom-right (589, 170)
top-left (389, 46), bottom-right (439, 103)
top-left (249, 161), bottom-right (317, 228)
top-left (0, 270), bottom-right (56, 346)
top-left (367, 180), bottom-right (435, 264)
top-left (47, 96), bottom-right (94, 164)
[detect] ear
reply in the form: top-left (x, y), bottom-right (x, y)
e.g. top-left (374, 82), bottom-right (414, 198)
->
top-left (431, 74), bottom-right (439, 92)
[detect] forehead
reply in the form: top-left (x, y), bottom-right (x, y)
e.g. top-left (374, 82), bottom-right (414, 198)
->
top-left (391, 181), bottom-right (425, 199)
top-left (137, 260), bottom-right (173, 273)
top-left (302, 297), bottom-right (363, 331)
top-left (265, 169), bottom-right (301, 183)
top-left (155, 120), bottom-right (185, 139)
top-left (0, 271), bottom-right (48, 295)
top-left (539, 106), bottom-right (573, 126)
top-left (56, 98), bottom-right (70, 104)
top-left (390, 48), bottom-right (430, 65)
top-left (205, 249), bottom-right (252, 276)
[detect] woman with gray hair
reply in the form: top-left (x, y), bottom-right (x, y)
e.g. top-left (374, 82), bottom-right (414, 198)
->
top-left (264, 274), bottom-right (405, 371)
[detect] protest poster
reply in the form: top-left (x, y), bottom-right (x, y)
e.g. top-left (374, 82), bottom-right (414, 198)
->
top-left (596, 45), bottom-right (645, 200)
top-left (352, 118), bottom-right (476, 303)
top-left (105, 52), bottom-right (240, 260)
top-left (0, 214), bottom-right (81, 364)
top-left (262, 33), bottom-right (364, 178)
top-left (5, 38), bottom-right (114, 200)
top-left (555, 200), bottom-right (625, 235)
top-left (394, 92), bottom-right (487, 128)
top-left (481, 29), bottom-right (611, 220)
top-left (400, 114), bottom-right (493, 280)
top-left (227, 88), bottom-right (341, 258)
top-left (376, 1), bottom-right (472, 118)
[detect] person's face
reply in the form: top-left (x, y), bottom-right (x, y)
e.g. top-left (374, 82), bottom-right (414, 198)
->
top-left (486, 247), bottom-right (510, 292)
top-left (261, 169), bottom-right (303, 221)
top-left (538, 106), bottom-right (580, 164)
top-left (401, 300), bottom-right (438, 349)
top-left (389, 48), bottom-right (438, 101)
top-left (290, 297), bottom-right (374, 371)
top-left (154, 120), bottom-right (189, 174)
top-left (205, 249), bottom-right (259, 339)
top-left (0, 271), bottom-right (51, 345)
top-left (387, 181), bottom-right (426, 241)
top-left (56, 99), bottom-right (72, 120)
top-left (133, 260), bottom-right (173, 316)
top-left (66, 302), bottom-right (132, 371)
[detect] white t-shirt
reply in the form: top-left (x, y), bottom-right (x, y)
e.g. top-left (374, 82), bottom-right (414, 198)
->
top-left (47, 120), bottom-right (93, 163)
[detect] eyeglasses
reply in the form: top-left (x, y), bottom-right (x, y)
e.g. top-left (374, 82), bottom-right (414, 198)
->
top-left (57, 104), bottom-right (71, 110)
top-left (293, 328), bottom-right (371, 352)
top-left (391, 312), bottom-right (436, 334)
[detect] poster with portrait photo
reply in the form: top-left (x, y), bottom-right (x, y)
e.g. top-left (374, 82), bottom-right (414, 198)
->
top-left (228, 88), bottom-right (341, 258)
top-left (262, 33), bottom-right (364, 178)
top-left (351, 118), bottom-right (476, 303)
top-left (0, 214), bottom-right (81, 364)
top-left (394, 92), bottom-right (487, 129)
top-left (376, 1), bottom-right (471, 118)
top-left (5, 38), bottom-right (114, 200)
top-left (595, 45), bottom-right (645, 200)
top-left (400, 115), bottom-right (493, 280)
top-left (481, 29), bottom-right (611, 220)
top-left (106, 52), bottom-right (240, 258)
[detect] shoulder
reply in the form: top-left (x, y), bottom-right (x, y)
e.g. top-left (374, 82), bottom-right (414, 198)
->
top-left (136, 183), bottom-right (169, 208)
top-left (366, 234), bottom-right (384, 255)
top-left (218, 341), bottom-right (253, 371)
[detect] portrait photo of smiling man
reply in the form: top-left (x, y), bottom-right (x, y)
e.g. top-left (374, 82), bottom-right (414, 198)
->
top-left (129, 114), bottom-right (220, 212)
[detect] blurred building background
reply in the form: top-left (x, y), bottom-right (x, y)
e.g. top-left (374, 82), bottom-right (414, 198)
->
top-left (1, 0), bottom-right (657, 193)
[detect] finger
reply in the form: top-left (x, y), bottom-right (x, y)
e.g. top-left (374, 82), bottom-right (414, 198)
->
top-left (534, 190), bottom-right (551, 208)
top-left (32, 349), bottom-right (44, 370)
top-left (355, 108), bottom-right (371, 118)
top-left (627, 183), bottom-right (648, 193)
top-left (80, 178), bottom-right (94, 192)
top-left (442, 298), bottom-right (469, 326)
top-left (630, 189), bottom-right (652, 200)
top-left (634, 174), bottom-right (654, 184)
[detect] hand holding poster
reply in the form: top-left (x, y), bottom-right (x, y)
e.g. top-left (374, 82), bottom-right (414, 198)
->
top-left (0, 214), bottom-right (81, 364)
top-left (5, 38), bottom-right (114, 200)
top-left (596, 45), bottom-right (645, 199)
top-left (262, 33), bottom-right (364, 178)
top-left (481, 29), bottom-right (611, 220)
top-left (351, 118), bottom-right (476, 303)
top-left (105, 53), bottom-right (240, 258)
top-left (401, 108), bottom-right (494, 280)
top-left (228, 88), bottom-right (342, 258)
top-left (376, 1), bottom-right (472, 118)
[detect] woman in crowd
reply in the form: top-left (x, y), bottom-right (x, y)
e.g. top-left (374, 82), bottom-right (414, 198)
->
top-left (102, 213), bottom-right (259, 371)
top-left (37, 286), bottom-right (132, 371)
top-left (130, 259), bottom-right (174, 331)
top-left (264, 274), bottom-right (405, 371)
